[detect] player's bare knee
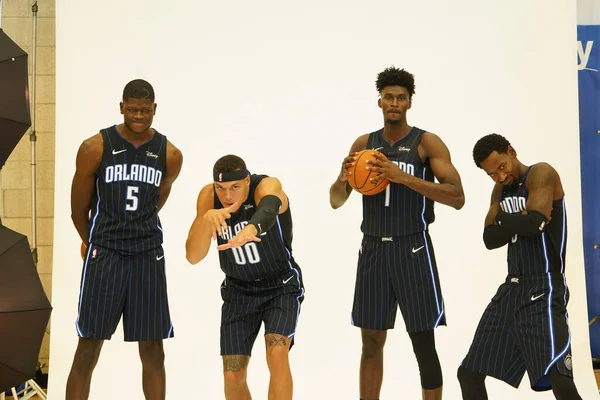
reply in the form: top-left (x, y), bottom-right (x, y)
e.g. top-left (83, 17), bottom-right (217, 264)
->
top-left (223, 356), bottom-right (249, 390)
top-left (72, 339), bottom-right (103, 373)
top-left (361, 329), bottom-right (386, 358)
top-left (138, 340), bottom-right (165, 369)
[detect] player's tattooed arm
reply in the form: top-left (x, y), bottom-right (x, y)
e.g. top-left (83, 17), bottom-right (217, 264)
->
top-left (330, 134), bottom-right (369, 209)
top-left (222, 355), bottom-right (250, 372)
top-left (70, 133), bottom-right (103, 245)
top-left (157, 140), bottom-right (183, 212)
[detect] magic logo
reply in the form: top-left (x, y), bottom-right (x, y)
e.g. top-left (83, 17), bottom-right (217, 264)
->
top-left (578, 40), bottom-right (597, 72)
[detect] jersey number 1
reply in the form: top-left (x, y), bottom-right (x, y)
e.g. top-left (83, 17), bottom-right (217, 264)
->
top-left (126, 186), bottom-right (139, 211)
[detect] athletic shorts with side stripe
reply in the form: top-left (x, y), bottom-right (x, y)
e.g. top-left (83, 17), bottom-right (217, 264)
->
top-left (76, 244), bottom-right (174, 342)
top-left (220, 267), bottom-right (304, 356)
top-left (461, 274), bottom-right (573, 391)
top-left (351, 231), bottom-right (446, 332)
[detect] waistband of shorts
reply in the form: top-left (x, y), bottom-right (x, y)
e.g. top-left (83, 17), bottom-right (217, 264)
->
top-left (362, 232), bottom-right (427, 243)
top-left (506, 273), bottom-right (566, 283)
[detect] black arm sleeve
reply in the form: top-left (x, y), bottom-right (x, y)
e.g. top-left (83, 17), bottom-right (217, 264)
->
top-left (248, 195), bottom-right (282, 234)
top-left (483, 225), bottom-right (513, 250)
top-left (494, 210), bottom-right (548, 236)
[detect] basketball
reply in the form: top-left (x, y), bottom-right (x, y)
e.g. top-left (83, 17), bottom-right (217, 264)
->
top-left (347, 149), bottom-right (390, 195)
top-left (80, 242), bottom-right (87, 260)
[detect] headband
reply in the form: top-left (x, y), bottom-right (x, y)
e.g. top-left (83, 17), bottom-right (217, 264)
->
top-left (213, 169), bottom-right (250, 183)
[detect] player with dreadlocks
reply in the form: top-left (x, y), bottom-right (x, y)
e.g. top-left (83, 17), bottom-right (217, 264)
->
top-left (329, 67), bottom-right (465, 400)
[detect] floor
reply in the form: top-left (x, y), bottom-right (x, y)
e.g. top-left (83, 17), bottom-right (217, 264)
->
top-left (7, 372), bottom-right (600, 398)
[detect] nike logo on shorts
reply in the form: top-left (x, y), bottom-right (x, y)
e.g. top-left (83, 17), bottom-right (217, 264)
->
top-left (531, 292), bottom-right (546, 302)
top-left (412, 246), bottom-right (425, 253)
top-left (283, 276), bottom-right (293, 284)
top-left (156, 255), bottom-right (164, 261)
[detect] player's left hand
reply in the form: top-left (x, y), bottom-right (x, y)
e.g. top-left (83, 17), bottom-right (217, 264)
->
top-left (365, 152), bottom-right (409, 184)
top-left (217, 224), bottom-right (262, 250)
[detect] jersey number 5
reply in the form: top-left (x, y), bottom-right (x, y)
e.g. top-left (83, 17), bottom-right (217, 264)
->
top-left (126, 185), bottom-right (139, 211)
top-left (232, 243), bottom-right (261, 265)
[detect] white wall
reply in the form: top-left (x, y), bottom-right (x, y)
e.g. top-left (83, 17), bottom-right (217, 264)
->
top-left (50, 1), bottom-right (598, 398)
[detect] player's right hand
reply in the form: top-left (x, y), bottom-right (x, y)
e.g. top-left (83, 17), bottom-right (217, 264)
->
top-left (338, 153), bottom-right (358, 182)
top-left (204, 202), bottom-right (240, 240)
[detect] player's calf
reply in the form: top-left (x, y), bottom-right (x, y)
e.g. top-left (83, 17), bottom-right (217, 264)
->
top-left (548, 367), bottom-right (582, 400)
top-left (265, 334), bottom-right (292, 400)
top-left (457, 366), bottom-right (488, 400)
top-left (409, 330), bottom-right (443, 391)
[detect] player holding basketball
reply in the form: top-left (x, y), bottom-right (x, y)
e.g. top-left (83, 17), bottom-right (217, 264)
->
top-left (67, 79), bottom-right (183, 400)
top-left (458, 134), bottom-right (582, 400)
top-left (329, 67), bottom-right (465, 400)
top-left (186, 155), bottom-right (304, 400)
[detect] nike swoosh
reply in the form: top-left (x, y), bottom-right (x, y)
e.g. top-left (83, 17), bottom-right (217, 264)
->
top-left (283, 276), bottom-right (293, 284)
top-left (156, 255), bottom-right (164, 261)
top-left (112, 149), bottom-right (127, 155)
top-left (531, 293), bottom-right (545, 302)
top-left (412, 246), bottom-right (425, 253)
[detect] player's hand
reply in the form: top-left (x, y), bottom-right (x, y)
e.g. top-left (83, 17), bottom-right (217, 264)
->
top-left (80, 242), bottom-right (87, 260)
top-left (217, 224), bottom-right (261, 250)
top-left (365, 152), bottom-right (408, 183)
top-left (338, 153), bottom-right (358, 182)
top-left (204, 202), bottom-right (240, 240)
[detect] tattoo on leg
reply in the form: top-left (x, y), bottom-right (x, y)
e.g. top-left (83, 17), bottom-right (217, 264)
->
top-left (267, 335), bottom-right (288, 347)
top-left (223, 355), bottom-right (249, 372)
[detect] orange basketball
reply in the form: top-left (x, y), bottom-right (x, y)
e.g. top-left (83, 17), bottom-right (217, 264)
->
top-left (347, 149), bottom-right (390, 195)
top-left (80, 242), bottom-right (87, 260)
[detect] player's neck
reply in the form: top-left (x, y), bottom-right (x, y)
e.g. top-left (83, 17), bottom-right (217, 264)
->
top-left (116, 123), bottom-right (154, 146)
top-left (383, 121), bottom-right (412, 143)
top-left (517, 162), bottom-right (529, 179)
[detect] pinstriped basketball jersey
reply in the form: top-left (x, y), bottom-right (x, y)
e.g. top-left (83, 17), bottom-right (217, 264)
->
top-left (361, 127), bottom-right (435, 236)
top-left (88, 125), bottom-right (166, 253)
top-left (215, 174), bottom-right (298, 281)
top-left (500, 165), bottom-right (567, 276)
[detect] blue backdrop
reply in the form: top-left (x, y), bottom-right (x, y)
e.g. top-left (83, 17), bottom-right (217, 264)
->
top-left (577, 24), bottom-right (600, 360)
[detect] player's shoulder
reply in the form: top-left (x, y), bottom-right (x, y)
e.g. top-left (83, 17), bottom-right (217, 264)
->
top-left (79, 132), bottom-right (104, 156)
top-left (199, 183), bottom-right (214, 197)
top-left (420, 130), bottom-right (444, 146)
top-left (350, 133), bottom-right (371, 152)
top-left (526, 162), bottom-right (560, 186)
top-left (196, 183), bottom-right (215, 208)
top-left (165, 138), bottom-right (183, 161)
top-left (256, 175), bottom-right (282, 188)
top-left (528, 162), bottom-right (559, 179)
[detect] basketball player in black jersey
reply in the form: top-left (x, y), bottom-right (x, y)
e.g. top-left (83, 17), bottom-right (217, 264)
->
top-left (330, 67), bottom-right (465, 400)
top-left (457, 134), bottom-right (581, 400)
top-left (66, 79), bottom-right (183, 400)
top-left (186, 155), bottom-right (304, 400)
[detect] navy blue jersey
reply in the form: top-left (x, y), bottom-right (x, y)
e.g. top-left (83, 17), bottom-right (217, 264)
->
top-left (361, 127), bottom-right (435, 236)
top-left (500, 165), bottom-right (567, 276)
top-left (215, 174), bottom-right (299, 281)
top-left (88, 125), bottom-right (167, 254)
